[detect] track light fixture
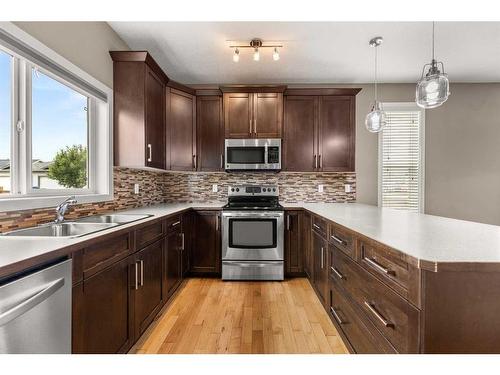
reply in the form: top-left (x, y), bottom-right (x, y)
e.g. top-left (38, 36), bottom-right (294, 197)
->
top-left (229, 38), bottom-right (283, 62)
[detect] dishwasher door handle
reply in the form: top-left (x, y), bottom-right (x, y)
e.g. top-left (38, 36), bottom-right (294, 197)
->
top-left (0, 278), bottom-right (65, 327)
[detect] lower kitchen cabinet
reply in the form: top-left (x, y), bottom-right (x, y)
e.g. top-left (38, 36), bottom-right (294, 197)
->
top-left (133, 239), bottom-right (164, 338)
top-left (191, 210), bottom-right (221, 275)
top-left (312, 229), bottom-right (328, 305)
top-left (285, 210), bottom-right (303, 276)
top-left (181, 212), bottom-right (193, 276)
top-left (164, 228), bottom-right (183, 299)
top-left (72, 256), bottom-right (134, 354)
top-left (301, 211), bottom-right (313, 279)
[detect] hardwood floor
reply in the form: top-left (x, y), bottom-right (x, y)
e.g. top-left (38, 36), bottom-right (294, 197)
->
top-left (130, 277), bottom-right (349, 354)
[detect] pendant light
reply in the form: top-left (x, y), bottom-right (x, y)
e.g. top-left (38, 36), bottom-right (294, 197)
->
top-left (365, 36), bottom-right (386, 133)
top-left (232, 48), bottom-right (240, 63)
top-left (416, 22), bottom-right (450, 109)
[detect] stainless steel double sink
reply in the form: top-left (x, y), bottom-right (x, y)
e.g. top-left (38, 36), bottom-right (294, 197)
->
top-left (2, 214), bottom-right (152, 238)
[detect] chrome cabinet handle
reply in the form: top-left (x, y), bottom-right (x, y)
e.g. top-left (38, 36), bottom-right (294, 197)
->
top-left (216, 215), bottom-right (220, 231)
top-left (140, 260), bottom-right (144, 287)
top-left (331, 266), bottom-right (344, 279)
top-left (287, 215), bottom-right (291, 231)
top-left (321, 247), bottom-right (324, 269)
top-left (319, 154), bottom-right (322, 169)
top-left (254, 119), bottom-right (257, 135)
top-left (314, 154), bottom-right (317, 169)
top-left (134, 262), bottom-right (139, 290)
top-left (364, 301), bottom-right (392, 327)
top-left (220, 154), bottom-right (224, 169)
top-left (0, 278), bottom-right (64, 327)
top-left (330, 306), bottom-right (345, 325)
top-left (171, 220), bottom-right (181, 227)
top-left (192, 155), bottom-right (197, 169)
top-left (331, 234), bottom-right (346, 246)
top-left (249, 119), bottom-right (252, 135)
top-left (147, 144), bottom-right (152, 162)
top-left (364, 257), bottom-right (394, 276)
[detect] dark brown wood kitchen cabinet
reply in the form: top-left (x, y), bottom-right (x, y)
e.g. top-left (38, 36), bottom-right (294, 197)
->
top-left (222, 87), bottom-right (285, 139)
top-left (191, 210), bottom-right (221, 275)
top-left (133, 239), bottom-right (164, 338)
top-left (163, 226), bottom-right (183, 299)
top-left (110, 51), bottom-right (167, 170)
top-left (285, 210), bottom-right (303, 276)
top-left (181, 211), bottom-right (193, 276)
top-left (168, 88), bottom-right (196, 171)
top-left (283, 89), bottom-right (359, 172)
top-left (312, 228), bottom-right (328, 306)
top-left (72, 256), bottom-right (134, 354)
top-left (196, 95), bottom-right (224, 171)
top-left (301, 211), bottom-right (313, 279)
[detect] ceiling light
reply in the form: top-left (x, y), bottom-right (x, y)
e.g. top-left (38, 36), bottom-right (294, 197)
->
top-left (273, 47), bottom-right (280, 61)
top-left (416, 22), bottom-right (450, 109)
top-left (233, 48), bottom-right (240, 63)
top-left (253, 48), bottom-right (260, 61)
top-left (365, 36), bottom-right (386, 133)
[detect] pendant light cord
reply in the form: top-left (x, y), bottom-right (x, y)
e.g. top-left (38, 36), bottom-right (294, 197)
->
top-left (374, 43), bottom-right (378, 103)
top-left (432, 21), bottom-right (435, 61)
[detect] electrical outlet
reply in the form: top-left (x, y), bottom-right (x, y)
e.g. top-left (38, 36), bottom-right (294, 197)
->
top-left (318, 184), bottom-right (324, 193)
top-left (212, 184), bottom-right (218, 193)
top-left (344, 184), bottom-right (352, 193)
top-left (134, 183), bottom-right (140, 195)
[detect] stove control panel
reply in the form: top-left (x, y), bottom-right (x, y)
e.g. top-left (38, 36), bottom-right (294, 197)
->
top-left (228, 185), bottom-right (279, 196)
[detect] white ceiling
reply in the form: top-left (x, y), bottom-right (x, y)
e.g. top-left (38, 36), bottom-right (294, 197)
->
top-left (108, 22), bottom-right (500, 84)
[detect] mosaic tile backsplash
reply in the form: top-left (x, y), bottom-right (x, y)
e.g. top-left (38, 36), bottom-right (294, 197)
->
top-left (0, 167), bottom-right (355, 233)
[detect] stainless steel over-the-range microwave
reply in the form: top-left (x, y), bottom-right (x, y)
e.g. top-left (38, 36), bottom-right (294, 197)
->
top-left (224, 138), bottom-right (281, 171)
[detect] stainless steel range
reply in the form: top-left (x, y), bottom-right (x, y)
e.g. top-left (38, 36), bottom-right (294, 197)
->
top-left (222, 185), bottom-right (284, 281)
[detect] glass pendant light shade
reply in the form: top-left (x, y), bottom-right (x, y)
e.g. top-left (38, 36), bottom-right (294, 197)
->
top-left (365, 102), bottom-right (386, 133)
top-left (232, 48), bottom-right (240, 63)
top-left (416, 60), bottom-right (450, 108)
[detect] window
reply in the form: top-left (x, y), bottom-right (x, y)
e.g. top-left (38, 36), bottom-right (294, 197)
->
top-left (378, 103), bottom-right (425, 213)
top-left (0, 23), bottom-right (112, 211)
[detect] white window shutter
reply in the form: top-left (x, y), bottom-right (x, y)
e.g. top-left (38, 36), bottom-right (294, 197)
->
top-left (380, 108), bottom-right (423, 212)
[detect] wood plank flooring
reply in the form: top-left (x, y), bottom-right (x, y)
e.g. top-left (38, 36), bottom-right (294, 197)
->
top-left (131, 277), bottom-right (348, 354)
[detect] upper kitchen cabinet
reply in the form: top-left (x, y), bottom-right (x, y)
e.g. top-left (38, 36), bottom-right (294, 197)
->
top-left (196, 90), bottom-right (224, 171)
top-left (283, 88), bottom-right (360, 172)
top-left (110, 51), bottom-right (167, 170)
top-left (167, 83), bottom-right (197, 171)
top-left (221, 86), bottom-right (286, 139)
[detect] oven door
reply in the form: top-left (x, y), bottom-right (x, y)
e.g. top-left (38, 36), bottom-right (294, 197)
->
top-left (222, 211), bottom-right (284, 261)
top-left (224, 138), bottom-right (281, 170)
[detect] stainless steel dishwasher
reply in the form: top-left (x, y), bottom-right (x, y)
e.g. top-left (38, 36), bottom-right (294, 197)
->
top-left (0, 259), bottom-right (72, 353)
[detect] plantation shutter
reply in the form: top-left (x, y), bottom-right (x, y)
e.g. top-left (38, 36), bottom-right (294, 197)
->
top-left (380, 109), bottom-right (422, 212)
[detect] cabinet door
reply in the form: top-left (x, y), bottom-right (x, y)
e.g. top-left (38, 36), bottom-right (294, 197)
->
top-left (318, 96), bottom-right (355, 171)
top-left (191, 211), bottom-right (221, 274)
top-left (313, 231), bottom-right (328, 305)
top-left (145, 67), bottom-right (166, 169)
top-left (72, 256), bottom-right (134, 354)
top-left (301, 211), bottom-right (313, 279)
top-left (285, 211), bottom-right (303, 275)
top-left (224, 93), bottom-right (253, 138)
top-left (134, 239), bottom-right (163, 337)
top-left (254, 92), bottom-right (283, 138)
top-left (181, 212), bottom-right (193, 276)
top-left (169, 88), bottom-right (196, 170)
top-left (164, 230), bottom-right (182, 299)
top-left (197, 96), bottom-right (224, 171)
top-left (283, 96), bottom-right (317, 171)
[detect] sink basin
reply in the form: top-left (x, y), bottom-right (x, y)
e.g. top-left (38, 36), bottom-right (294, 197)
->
top-left (2, 222), bottom-right (118, 237)
top-left (76, 213), bottom-right (153, 225)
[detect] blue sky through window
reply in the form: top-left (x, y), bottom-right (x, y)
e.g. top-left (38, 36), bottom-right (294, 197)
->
top-left (0, 50), bottom-right (10, 160)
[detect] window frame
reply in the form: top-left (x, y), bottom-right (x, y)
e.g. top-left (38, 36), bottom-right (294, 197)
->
top-left (0, 22), bottom-right (113, 212)
top-left (378, 102), bottom-right (426, 213)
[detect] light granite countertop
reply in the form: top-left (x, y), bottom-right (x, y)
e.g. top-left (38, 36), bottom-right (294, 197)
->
top-left (2, 201), bottom-right (500, 278)
top-left (285, 202), bottom-right (500, 266)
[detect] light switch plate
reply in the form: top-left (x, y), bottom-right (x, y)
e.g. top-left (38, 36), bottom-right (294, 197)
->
top-left (318, 184), bottom-right (324, 193)
top-left (344, 184), bottom-right (352, 193)
top-left (134, 183), bottom-right (140, 195)
top-left (212, 184), bottom-right (218, 193)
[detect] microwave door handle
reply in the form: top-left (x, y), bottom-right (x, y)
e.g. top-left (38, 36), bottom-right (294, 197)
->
top-left (264, 144), bottom-right (268, 164)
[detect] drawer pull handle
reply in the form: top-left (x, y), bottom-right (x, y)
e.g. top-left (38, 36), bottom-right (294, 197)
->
top-left (313, 223), bottom-right (321, 230)
top-left (147, 144), bottom-right (152, 162)
top-left (134, 262), bottom-right (139, 290)
top-left (330, 306), bottom-right (345, 324)
top-left (364, 257), bottom-right (394, 276)
top-left (171, 220), bottom-right (181, 227)
top-left (331, 234), bottom-right (346, 245)
top-left (364, 301), bottom-right (393, 327)
top-left (331, 266), bottom-right (344, 279)
top-left (140, 260), bottom-right (144, 287)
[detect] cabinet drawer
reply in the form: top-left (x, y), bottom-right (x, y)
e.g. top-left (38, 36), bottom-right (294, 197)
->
top-left (165, 215), bottom-right (182, 233)
top-left (136, 220), bottom-right (165, 249)
top-left (331, 247), bottom-right (420, 353)
top-left (312, 215), bottom-right (327, 238)
top-left (328, 223), bottom-right (355, 259)
top-left (82, 232), bottom-right (133, 278)
top-left (359, 241), bottom-right (419, 304)
top-left (329, 282), bottom-right (396, 354)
